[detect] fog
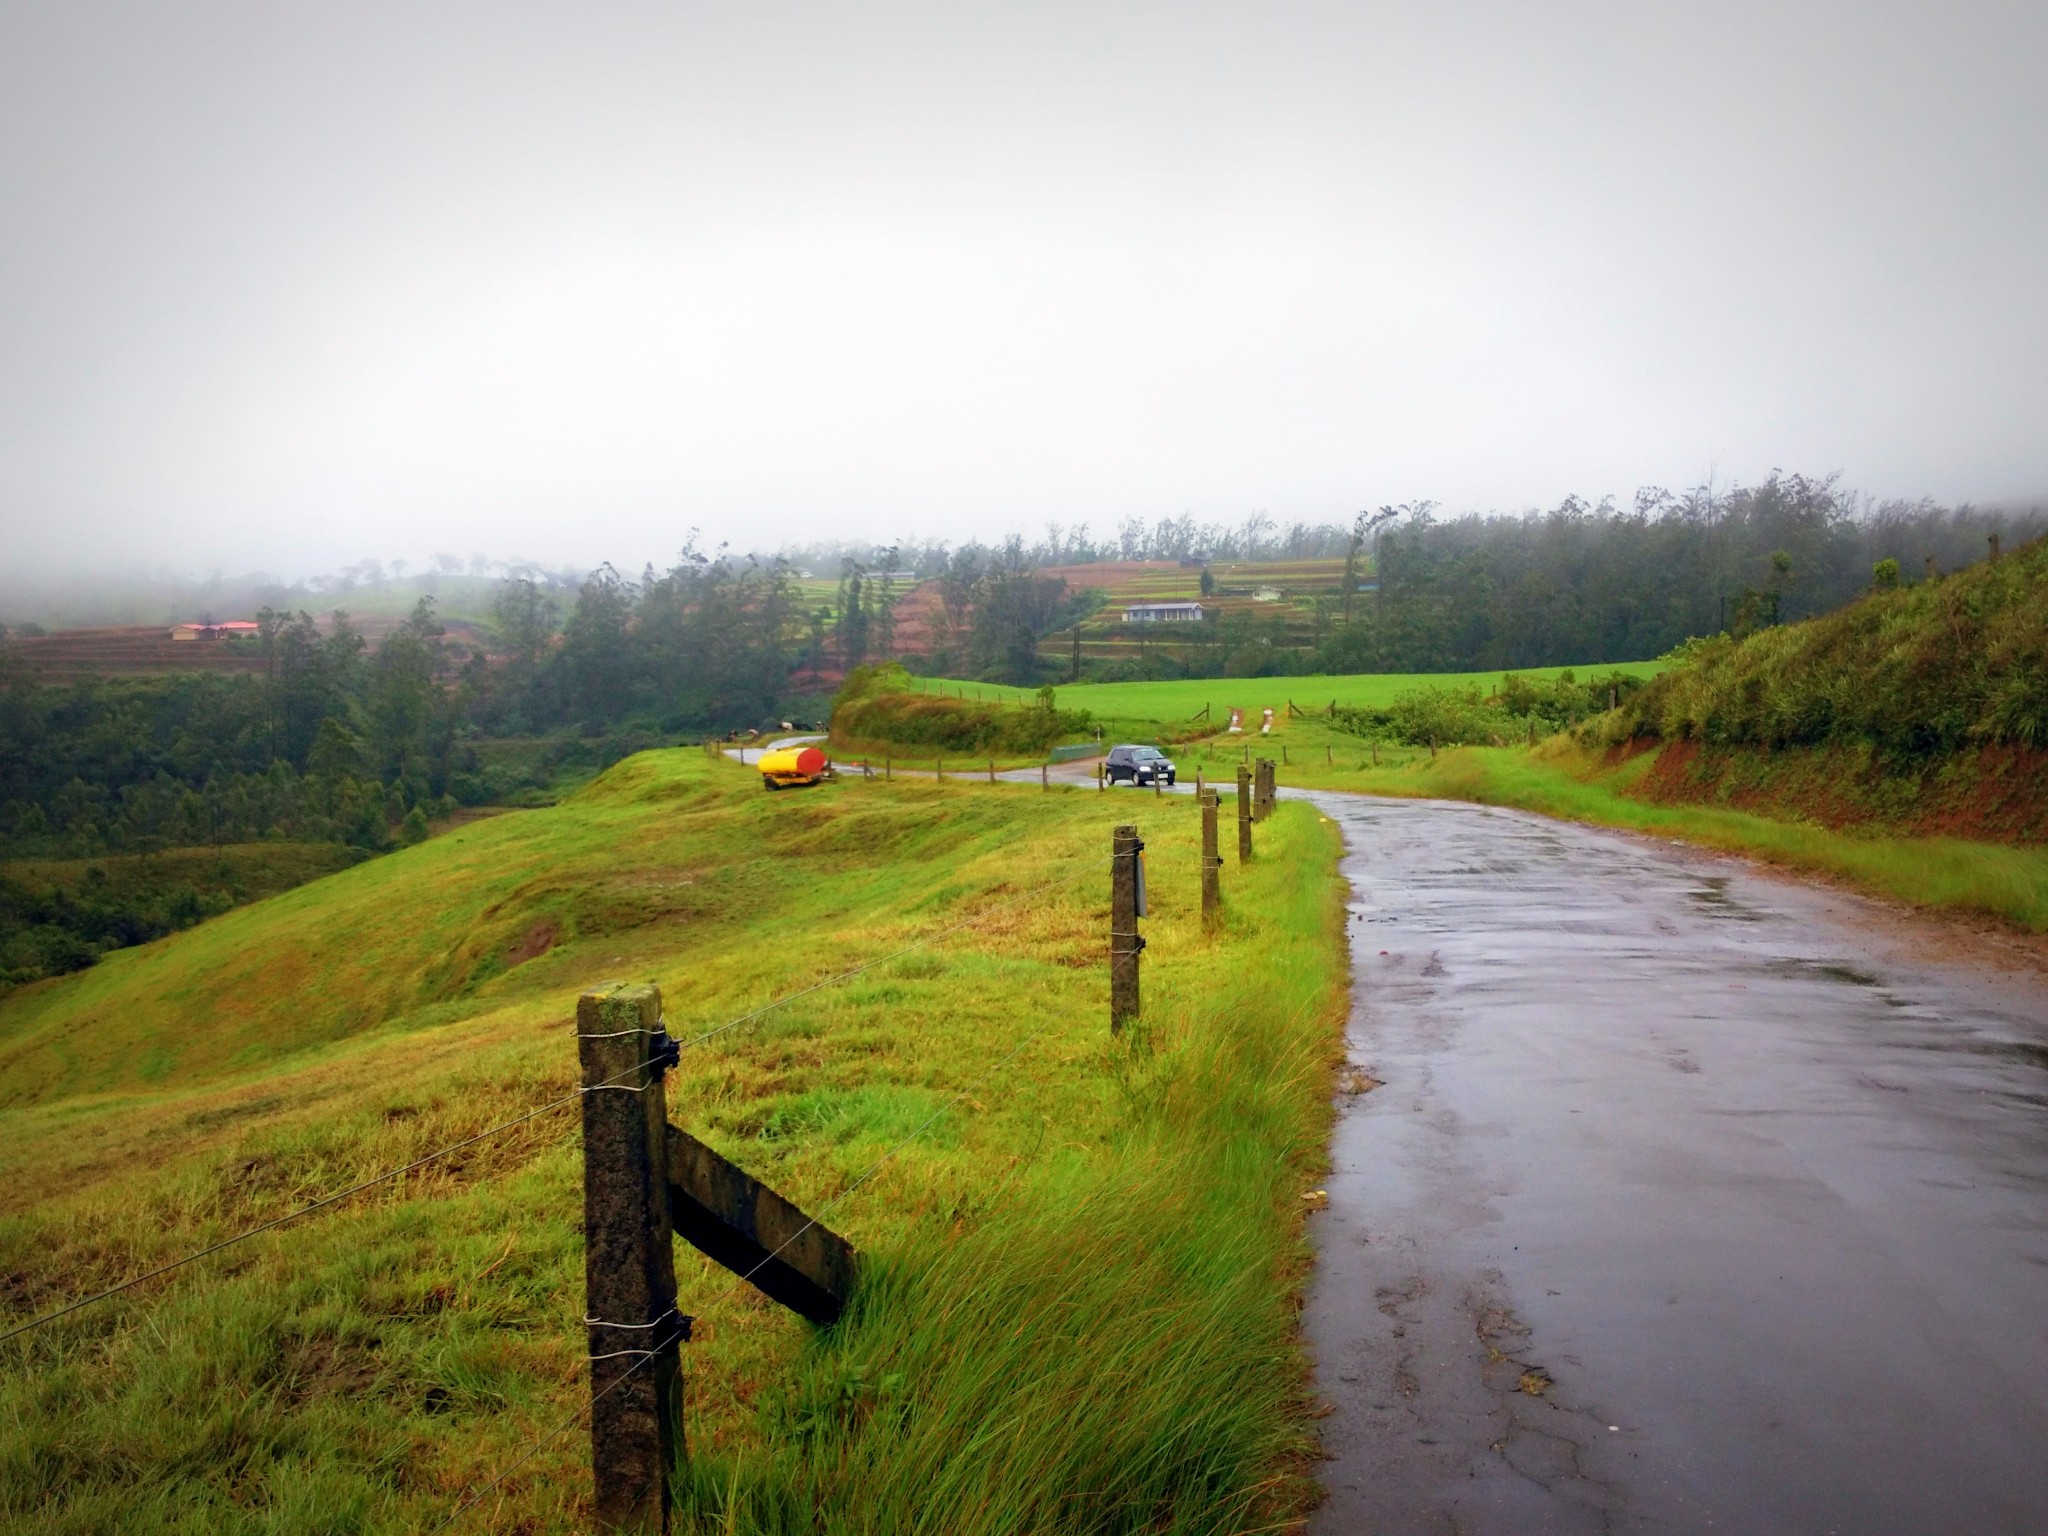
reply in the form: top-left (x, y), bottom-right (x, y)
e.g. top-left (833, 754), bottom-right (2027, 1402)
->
top-left (2, 1), bottom-right (2044, 578)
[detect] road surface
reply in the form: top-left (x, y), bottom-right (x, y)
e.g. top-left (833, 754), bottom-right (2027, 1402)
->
top-left (1305, 793), bottom-right (2048, 1534)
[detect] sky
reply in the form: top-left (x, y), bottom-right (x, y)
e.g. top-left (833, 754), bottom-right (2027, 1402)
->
top-left (2, 1), bottom-right (2044, 577)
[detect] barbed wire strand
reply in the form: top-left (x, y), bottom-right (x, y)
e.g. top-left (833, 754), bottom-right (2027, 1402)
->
top-left (0, 855), bottom-right (1109, 1346)
top-left (430, 1004), bottom-right (1064, 1534)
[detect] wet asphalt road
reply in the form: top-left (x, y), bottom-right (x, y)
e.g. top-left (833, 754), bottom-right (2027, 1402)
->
top-left (1304, 793), bottom-right (2048, 1536)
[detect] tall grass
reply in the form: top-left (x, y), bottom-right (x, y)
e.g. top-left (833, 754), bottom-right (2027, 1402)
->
top-left (676, 816), bottom-right (1340, 1535)
top-left (0, 752), bottom-right (1347, 1532)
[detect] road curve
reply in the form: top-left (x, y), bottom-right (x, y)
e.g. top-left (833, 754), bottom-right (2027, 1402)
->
top-left (1304, 792), bottom-right (2048, 1535)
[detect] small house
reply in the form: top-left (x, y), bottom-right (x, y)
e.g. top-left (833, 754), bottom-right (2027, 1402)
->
top-left (1123, 602), bottom-right (1206, 623)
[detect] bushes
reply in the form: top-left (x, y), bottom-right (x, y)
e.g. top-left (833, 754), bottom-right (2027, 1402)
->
top-left (1333, 670), bottom-right (1645, 747)
top-left (830, 665), bottom-right (1093, 755)
top-left (1594, 534), bottom-right (2048, 755)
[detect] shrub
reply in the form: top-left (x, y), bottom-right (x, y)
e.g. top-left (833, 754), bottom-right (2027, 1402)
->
top-left (830, 665), bottom-right (1093, 755)
top-left (1591, 533), bottom-right (2048, 755)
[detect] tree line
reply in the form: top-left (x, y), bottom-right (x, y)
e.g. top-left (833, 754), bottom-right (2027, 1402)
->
top-left (1055, 476), bottom-right (2042, 682)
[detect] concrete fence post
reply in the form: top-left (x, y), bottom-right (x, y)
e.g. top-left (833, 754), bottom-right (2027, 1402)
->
top-left (578, 983), bottom-right (683, 1534)
top-left (1110, 823), bottom-right (1143, 1033)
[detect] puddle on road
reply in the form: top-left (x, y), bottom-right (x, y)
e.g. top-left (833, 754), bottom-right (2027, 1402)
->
top-left (1900, 1037), bottom-right (2048, 1072)
top-left (1686, 875), bottom-right (1764, 922)
top-left (1758, 957), bottom-right (1885, 988)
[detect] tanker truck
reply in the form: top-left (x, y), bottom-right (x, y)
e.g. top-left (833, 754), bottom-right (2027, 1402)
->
top-left (757, 743), bottom-right (832, 790)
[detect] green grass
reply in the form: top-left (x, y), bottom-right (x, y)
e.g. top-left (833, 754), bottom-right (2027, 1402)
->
top-left (0, 750), bottom-right (1348, 1533)
top-left (1337, 740), bottom-right (2048, 932)
top-left (907, 663), bottom-right (1666, 727)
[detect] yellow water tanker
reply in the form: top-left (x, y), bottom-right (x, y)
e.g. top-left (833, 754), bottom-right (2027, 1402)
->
top-left (759, 743), bottom-right (831, 790)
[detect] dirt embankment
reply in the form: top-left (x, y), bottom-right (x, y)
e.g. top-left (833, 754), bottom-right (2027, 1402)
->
top-left (1622, 739), bottom-right (2048, 845)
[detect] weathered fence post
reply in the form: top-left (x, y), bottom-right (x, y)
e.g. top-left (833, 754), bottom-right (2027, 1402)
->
top-left (1041, 763), bottom-right (1048, 789)
top-left (885, 755), bottom-right (891, 780)
top-left (1201, 788), bottom-right (1221, 922)
top-left (988, 759), bottom-right (996, 783)
top-left (936, 758), bottom-right (944, 782)
top-left (1253, 759), bottom-right (1274, 821)
top-left (578, 983), bottom-right (683, 1534)
top-left (1236, 765), bottom-right (1253, 864)
top-left (1110, 824), bottom-right (1143, 1032)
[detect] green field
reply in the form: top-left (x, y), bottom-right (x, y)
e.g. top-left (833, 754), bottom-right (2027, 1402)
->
top-left (0, 750), bottom-right (1346, 1533)
top-left (905, 663), bottom-right (1666, 724)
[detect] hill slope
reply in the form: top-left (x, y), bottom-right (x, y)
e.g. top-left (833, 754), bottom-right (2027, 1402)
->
top-left (1594, 535), bottom-right (2048, 841)
top-left (0, 751), bottom-right (1346, 1534)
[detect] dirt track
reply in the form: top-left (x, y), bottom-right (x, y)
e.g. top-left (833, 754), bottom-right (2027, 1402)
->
top-left (1305, 793), bottom-right (2048, 1535)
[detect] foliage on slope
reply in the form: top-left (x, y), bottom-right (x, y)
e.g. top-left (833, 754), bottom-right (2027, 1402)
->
top-left (829, 664), bottom-right (1093, 756)
top-left (0, 843), bottom-right (367, 990)
top-left (1332, 668), bottom-right (1648, 747)
top-left (1595, 534), bottom-right (2048, 754)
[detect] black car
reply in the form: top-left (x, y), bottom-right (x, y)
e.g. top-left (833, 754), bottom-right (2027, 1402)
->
top-left (1105, 744), bottom-right (1177, 785)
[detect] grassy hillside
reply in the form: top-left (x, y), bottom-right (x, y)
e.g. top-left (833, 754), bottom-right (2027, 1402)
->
top-left (1603, 533), bottom-right (2047, 754)
top-left (0, 751), bottom-right (1347, 1533)
top-left (1585, 534), bottom-right (2048, 844)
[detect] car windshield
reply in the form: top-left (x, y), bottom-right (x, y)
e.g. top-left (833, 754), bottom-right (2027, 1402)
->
top-left (1131, 748), bottom-right (1164, 760)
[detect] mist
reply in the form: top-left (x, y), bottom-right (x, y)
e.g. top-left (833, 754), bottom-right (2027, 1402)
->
top-left (3, 1), bottom-right (2045, 578)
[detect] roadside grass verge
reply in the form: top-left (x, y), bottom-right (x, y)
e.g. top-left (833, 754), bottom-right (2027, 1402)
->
top-left (1340, 741), bottom-right (2048, 932)
top-left (0, 751), bottom-right (1347, 1533)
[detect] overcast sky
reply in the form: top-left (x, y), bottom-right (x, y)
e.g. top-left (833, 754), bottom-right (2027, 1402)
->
top-left (2, 1), bottom-right (2043, 576)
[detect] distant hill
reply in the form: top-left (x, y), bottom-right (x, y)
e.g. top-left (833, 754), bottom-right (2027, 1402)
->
top-left (4, 615), bottom-right (496, 678)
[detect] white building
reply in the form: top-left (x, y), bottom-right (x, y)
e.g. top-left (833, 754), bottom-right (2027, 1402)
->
top-left (1123, 602), bottom-right (1206, 623)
